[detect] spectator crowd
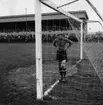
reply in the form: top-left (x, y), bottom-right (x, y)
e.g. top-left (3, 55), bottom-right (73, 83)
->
top-left (0, 30), bottom-right (80, 43)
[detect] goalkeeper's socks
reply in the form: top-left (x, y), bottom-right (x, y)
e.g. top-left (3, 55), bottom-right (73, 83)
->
top-left (62, 68), bottom-right (66, 78)
top-left (59, 68), bottom-right (66, 82)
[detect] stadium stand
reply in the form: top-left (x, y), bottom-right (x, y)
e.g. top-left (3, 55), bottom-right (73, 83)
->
top-left (0, 11), bottom-right (88, 42)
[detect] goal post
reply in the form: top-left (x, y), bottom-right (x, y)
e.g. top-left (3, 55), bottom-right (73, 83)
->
top-left (80, 22), bottom-right (83, 59)
top-left (35, 0), bottom-right (43, 99)
top-left (35, 0), bottom-right (83, 100)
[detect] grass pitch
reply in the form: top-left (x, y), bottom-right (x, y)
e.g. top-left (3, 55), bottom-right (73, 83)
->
top-left (84, 42), bottom-right (103, 82)
top-left (0, 42), bottom-right (103, 105)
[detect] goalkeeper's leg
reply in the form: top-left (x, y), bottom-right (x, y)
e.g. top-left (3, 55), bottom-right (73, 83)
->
top-left (59, 60), bottom-right (66, 82)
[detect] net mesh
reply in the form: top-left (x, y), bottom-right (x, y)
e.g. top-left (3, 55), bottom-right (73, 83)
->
top-left (41, 1), bottom-right (103, 104)
top-left (84, 22), bottom-right (103, 81)
top-left (41, 6), bottom-right (81, 94)
top-left (1, 0), bottom-right (103, 104)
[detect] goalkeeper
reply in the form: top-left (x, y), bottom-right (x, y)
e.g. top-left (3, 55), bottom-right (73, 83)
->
top-left (53, 34), bottom-right (73, 82)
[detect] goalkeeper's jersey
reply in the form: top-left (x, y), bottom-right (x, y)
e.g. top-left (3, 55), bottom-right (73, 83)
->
top-left (53, 37), bottom-right (72, 50)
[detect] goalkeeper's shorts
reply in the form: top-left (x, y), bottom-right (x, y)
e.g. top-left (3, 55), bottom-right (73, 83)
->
top-left (56, 50), bottom-right (68, 62)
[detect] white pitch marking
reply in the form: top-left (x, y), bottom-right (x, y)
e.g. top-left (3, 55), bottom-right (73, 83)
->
top-left (43, 80), bottom-right (59, 96)
top-left (43, 59), bottom-right (82, 97)
top-left (15, 59), bottom-right (82, 98)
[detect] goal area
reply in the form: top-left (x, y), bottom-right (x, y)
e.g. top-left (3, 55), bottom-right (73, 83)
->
top-left (35, 0), bottom-right (84, 99)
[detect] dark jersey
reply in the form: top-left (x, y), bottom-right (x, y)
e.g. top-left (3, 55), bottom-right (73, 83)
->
top-left (53, 37), bottom-right (72, 50)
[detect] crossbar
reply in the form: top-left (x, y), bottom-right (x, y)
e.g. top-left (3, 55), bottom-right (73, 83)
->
top-left (40, 0), bottom-right (82, 23)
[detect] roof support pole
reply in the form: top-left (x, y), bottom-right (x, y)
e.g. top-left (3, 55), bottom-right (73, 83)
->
top-left (87, 20), bottom-right (103, 28)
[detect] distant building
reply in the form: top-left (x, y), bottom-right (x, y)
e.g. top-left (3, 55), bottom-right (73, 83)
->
top-left (0, 10), bottom-right (88, 34)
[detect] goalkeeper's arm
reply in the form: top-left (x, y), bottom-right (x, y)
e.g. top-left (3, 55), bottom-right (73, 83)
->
top-left (65, 38), bottom-right (73, 50)
top-left (53, 39), bottom-right (57, 47)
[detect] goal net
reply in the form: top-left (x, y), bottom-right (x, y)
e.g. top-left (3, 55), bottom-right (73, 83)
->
top-left (84, 21), bottom-right (103, 82)
top-left (35, 0), bottom-right (83, 99)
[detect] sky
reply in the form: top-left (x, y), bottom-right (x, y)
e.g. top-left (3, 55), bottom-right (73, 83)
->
top-left (0, 0), bottom-right (103, 32)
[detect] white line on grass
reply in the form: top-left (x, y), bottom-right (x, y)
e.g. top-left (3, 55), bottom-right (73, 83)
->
top-left (43, 80), bottom-right (59, 96)
top-left (67, 59), bottom-right (81, 71)
top-left (43, 59), bottom-right (82, 98)
top-left (66, 59), bottom-right (82, 77)
top-left (15, 59), bottom-right (82, 98)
